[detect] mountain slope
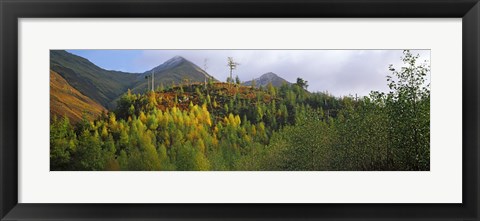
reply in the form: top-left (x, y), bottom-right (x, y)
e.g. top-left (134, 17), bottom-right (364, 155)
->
top-left (244, 72), bottom-right (291, 87)
top-left (51, 51), bottom-right (216, 111)
top-left (50, 70), bottom-right (106, 123)
top-left (131, 56), bottom-right (216, 93)
top-left (50, 50), bottom-right (142, 109)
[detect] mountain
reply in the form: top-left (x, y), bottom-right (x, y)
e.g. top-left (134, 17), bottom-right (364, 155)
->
top-left (51, 51), bottom-right (216, 116)
top-left (50, 50), bottom-right (142, 109)
top-left (244, 72), bottom-right (291, 87)
top-left (50, 70), bottom-right (106, 123)
top-left (131, 56), bottom-right (216, 93)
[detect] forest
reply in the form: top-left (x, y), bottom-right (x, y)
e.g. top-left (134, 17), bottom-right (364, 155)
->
top-left (50, 50), bottom-right (430, 171)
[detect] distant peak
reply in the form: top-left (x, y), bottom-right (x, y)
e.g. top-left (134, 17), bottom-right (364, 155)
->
top-left (258, 72), bottom-right (281, 80)
top-left (152, 56), bottom-right (188, 71)
top-left (168, 56), bottom-right (186, 62)
top-left (262, 72), bottom-right (278, 77)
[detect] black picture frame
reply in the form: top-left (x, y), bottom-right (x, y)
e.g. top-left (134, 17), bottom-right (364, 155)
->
top-left (1, 0), bottom-right (479, 220)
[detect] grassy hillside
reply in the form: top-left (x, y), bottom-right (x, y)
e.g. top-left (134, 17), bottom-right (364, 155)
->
top-left (50, 70), bottom-right (106, 123)
top-left (50, 50), bottom-right (142, 109)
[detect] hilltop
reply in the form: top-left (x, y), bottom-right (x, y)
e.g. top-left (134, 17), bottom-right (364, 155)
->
top-left (131, 56), bottom-right (217, 94)
top-left (115, 82), bottom-right (276, 122)
top-left (244, 72), bottom-right (291, 87)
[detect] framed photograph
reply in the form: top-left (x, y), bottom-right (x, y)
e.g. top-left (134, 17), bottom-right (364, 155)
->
top-left (1, 0), bottom-right (479, 220)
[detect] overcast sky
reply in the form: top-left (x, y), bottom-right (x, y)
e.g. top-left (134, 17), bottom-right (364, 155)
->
top-left (67, 49), bottom-right (430, 97)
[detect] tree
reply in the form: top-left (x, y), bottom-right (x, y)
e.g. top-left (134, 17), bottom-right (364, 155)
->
top-left (235, 75), bottom-right (241, 85)
top-left (384, 50), bottom-right (430, 170)
top-left (145, 75), bottom-right (150, 91)
top-left (267, 82), bottom-right (276, 97)
top-left (227, 57), bottom-right (240, 84)
top-left (157, 82), bottom-right (165, 92)
top-left (75, 130), bottom-right (105, 170)
top-left (296, 78), bottom-right (308, 90)
top-left (251, 79), bottom-right (257, 88)
top-left (203, 58), bottom-right (209, 72)
top-left (208, 77), bottom-right (214, 88)
top-left (50, 116), bottom-right (76, 170)
top-left (183, 77), bottom-right (191, 89)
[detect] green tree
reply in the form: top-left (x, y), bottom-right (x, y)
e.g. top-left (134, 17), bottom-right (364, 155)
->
top-left (75, 130), bottom-right (105, 170)
top-left (235, 75), bottom-right (241, 85)
top-left (295, 78), bottom-right (308, 90)
top-left (50, 116), bottom-right (76, 170)
top-left (384, 50), bottom-right (430, 170)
